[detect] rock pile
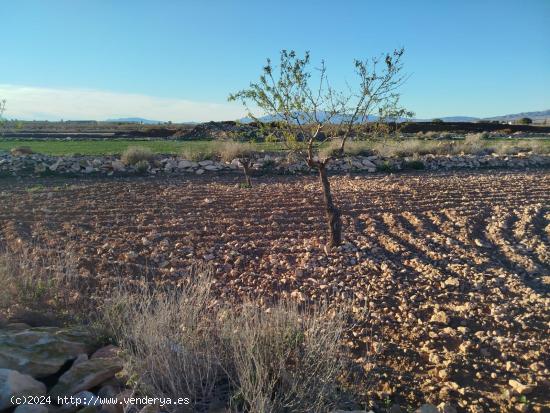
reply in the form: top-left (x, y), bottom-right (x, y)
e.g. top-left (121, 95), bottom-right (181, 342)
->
top-left (0, 324), bottom-right (128, 413)
top-left (172, 121), bottom-right (261, 140)
top-left (1, 152), bottom-right (548, 178)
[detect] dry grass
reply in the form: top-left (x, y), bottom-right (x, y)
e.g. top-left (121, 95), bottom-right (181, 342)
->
top-left (224, 301), bottom-right (347, 413)
top-left (10, 146), bottom-right (34, 156)
top-left (320, 134), bottom-right (549, 159)
top-left (0, 247), bottom-right (91, 324)
top-left (490, 140), bottom-right (550, 155)
top-left (100, 264), bottom-right (222, 412)
top-left (217, 141), bottom-right (256, 162)
top-left (134, 159), bottom-right (150, 173)
top-left (320, 139), bottom-right (373, 158)
top-left (462, 133), bottom-right (487, 155)
top-left (121, 146), bottom-right (155, 165)
top-left (98, 264), bottom-right (352, 413)
top-left (180, 145), bottom-right (217, 161)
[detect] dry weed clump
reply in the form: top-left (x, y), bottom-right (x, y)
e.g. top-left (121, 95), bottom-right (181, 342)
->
top-left (320, 139), bottom-right (373, 158)
top-left (121, 146), bottom-right (154, 165)
top-left (180, 146), bottom-right (217, 161)
top-left (224, 301), bottom-right (347, 413)
top-left (100, 264), bottom-right (222, 412)
top-left (217, 141), bottom-right (256, 162)
top-left (0, 247), bottom-right (91, 324)
top-left (372, 139), bottom-right (440, 157)
top-left (10, 146), bottom-right (34, 156)
top-left (99, 265), bottom-right (352, 413)
top-left (462, 133), bottom-right (487, 155)
top-left (491, 139), bottom-right (550, 155)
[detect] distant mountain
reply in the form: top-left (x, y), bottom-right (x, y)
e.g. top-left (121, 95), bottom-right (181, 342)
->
top-left (240, 110), bottom-right (550, 124)
top-left (422, 116), bottom-right (480, 122)
top-left (106, 117), bottom-right (163, 124)
top-left (484, 110), bottom-right (550, 122)
top-left (240, 112), bottom-right (379, 123)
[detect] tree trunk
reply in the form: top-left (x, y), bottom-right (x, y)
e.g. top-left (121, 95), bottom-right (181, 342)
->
top-left (317, 163), bottom-right (342, 247)
top-left (242, 160), bottom-right (252, 187)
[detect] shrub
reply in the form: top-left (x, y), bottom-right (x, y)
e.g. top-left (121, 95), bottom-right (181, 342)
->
top-left (218, 141), bottom-right (256, 162)
top-left (121, 146), bottom-right (154, 165)
top-left (403, 160), bottom-right (425, 170)
top-left (462, 133), bottom-right (486, 155)
top-left (376, 161), bottom-right (395, 172)
top-left (99, 266), bottom-right (353, 413)
top-left (373, 140), bottom-right (435, 157)
top-left (181, 146), bottom-right (217, 161)
top-left (490, 140), bottom-right (550, 155)
top-left (134, 159), bottom-right (150, 174)
top-left (10, 146), bottom-right (34, 156)
top-left (100, 264), bottom-right (223, 411)
top-left (432, 118), bottom-right (444, 123)
top-left (517, 117), bottom-right (532, 125)
top-left (320, 139), bottom-right (373, 158)
top-left (0, 247), bottom-right (91, 324)
top-left (224, 301), bottom-right (348, 413)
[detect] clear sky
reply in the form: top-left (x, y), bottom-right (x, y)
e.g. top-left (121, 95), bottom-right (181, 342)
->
top-left (1, 0), bottom-right (549, 121)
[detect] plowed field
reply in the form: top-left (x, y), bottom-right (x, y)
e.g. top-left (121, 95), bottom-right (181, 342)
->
top-left (1, 170), bottom-right (549, 411)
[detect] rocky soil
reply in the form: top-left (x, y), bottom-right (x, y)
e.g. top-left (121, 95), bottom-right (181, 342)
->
top-left (0, 171), bottom-right (549, 412)
top-left (1, 152), bottom-right (549, 178)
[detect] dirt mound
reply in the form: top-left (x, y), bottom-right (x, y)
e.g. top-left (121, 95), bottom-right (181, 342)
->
top-left (399, 121), bottom-right (550, 134)
top-left (114, 127), bottom-right (183, 138)
top-left (173, 121), bottom-right (261, 140)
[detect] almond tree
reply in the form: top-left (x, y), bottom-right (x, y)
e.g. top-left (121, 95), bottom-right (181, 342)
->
top-left (229, 49), bottom-right (411, 247)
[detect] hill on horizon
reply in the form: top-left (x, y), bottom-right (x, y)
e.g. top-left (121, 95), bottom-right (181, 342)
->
top-left (239, 109), bottom-right (550, 124)
top-left (106, 117), bottom-right (164, 124)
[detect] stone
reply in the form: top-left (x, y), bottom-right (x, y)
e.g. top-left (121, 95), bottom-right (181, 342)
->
top-left (430, 310), bottom-right (449, 325)
top-left (0, 326), bottom-right (95, 378)
top-left (0, 368), bottom-right (47, 410)
top-left (198, 160), bottom-right (213, 166)
top-left (514, 404), bottom-right (529, 413)
top-left (14, 404), bottom-right (49, 413)
top-left (444, 277), bottom-right (460, 287)
top-left (138, 406), bottom-right (159, 413)
top-left (177, 160), bottom-right (193, 169)
top-left (195, 169), bottom-right (205, 175)
top-left (361, 159), bottom-right (377, 169)
top-left (49, 358), bottom-right (123, 398)
top-left (73, 354), bottom-right (89, 367)
top-left (111, 161), bottom-right (125, 172)
top-left (91, 346), bottom-right (119, 360)
top-left (508, 379), bottom-right (534, 395)
top-left (49, 161), bottom-right (61, 171)
top-left (415, 405), bottom-right (438, 413)
top-left (72, 391), bottom-right (101, 406)
top-left (437, 403), bottom-right (457, 413)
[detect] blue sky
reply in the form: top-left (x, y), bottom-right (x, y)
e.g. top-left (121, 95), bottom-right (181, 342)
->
top-left (1, 0), bottom-right (549, 121)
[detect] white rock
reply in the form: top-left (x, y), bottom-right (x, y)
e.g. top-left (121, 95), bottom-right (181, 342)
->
top-left (361, 159), bottom-right (377, 168)
top-left (14, 404), bottom-right (48, 413)
top-left (177, 160), bottom-right (193, 168)
top-left (415, 404), bottom-right (438, 413)
top-left (0, 369), bottom-right (47, 410)
top-left (111, 160), bottom-right (125, 171)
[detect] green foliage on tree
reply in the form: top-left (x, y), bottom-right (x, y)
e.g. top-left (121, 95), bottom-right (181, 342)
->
top-left (229, 49), bottom-right (411, 246)
top-left (517, 117), bottom-right (532, 125)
